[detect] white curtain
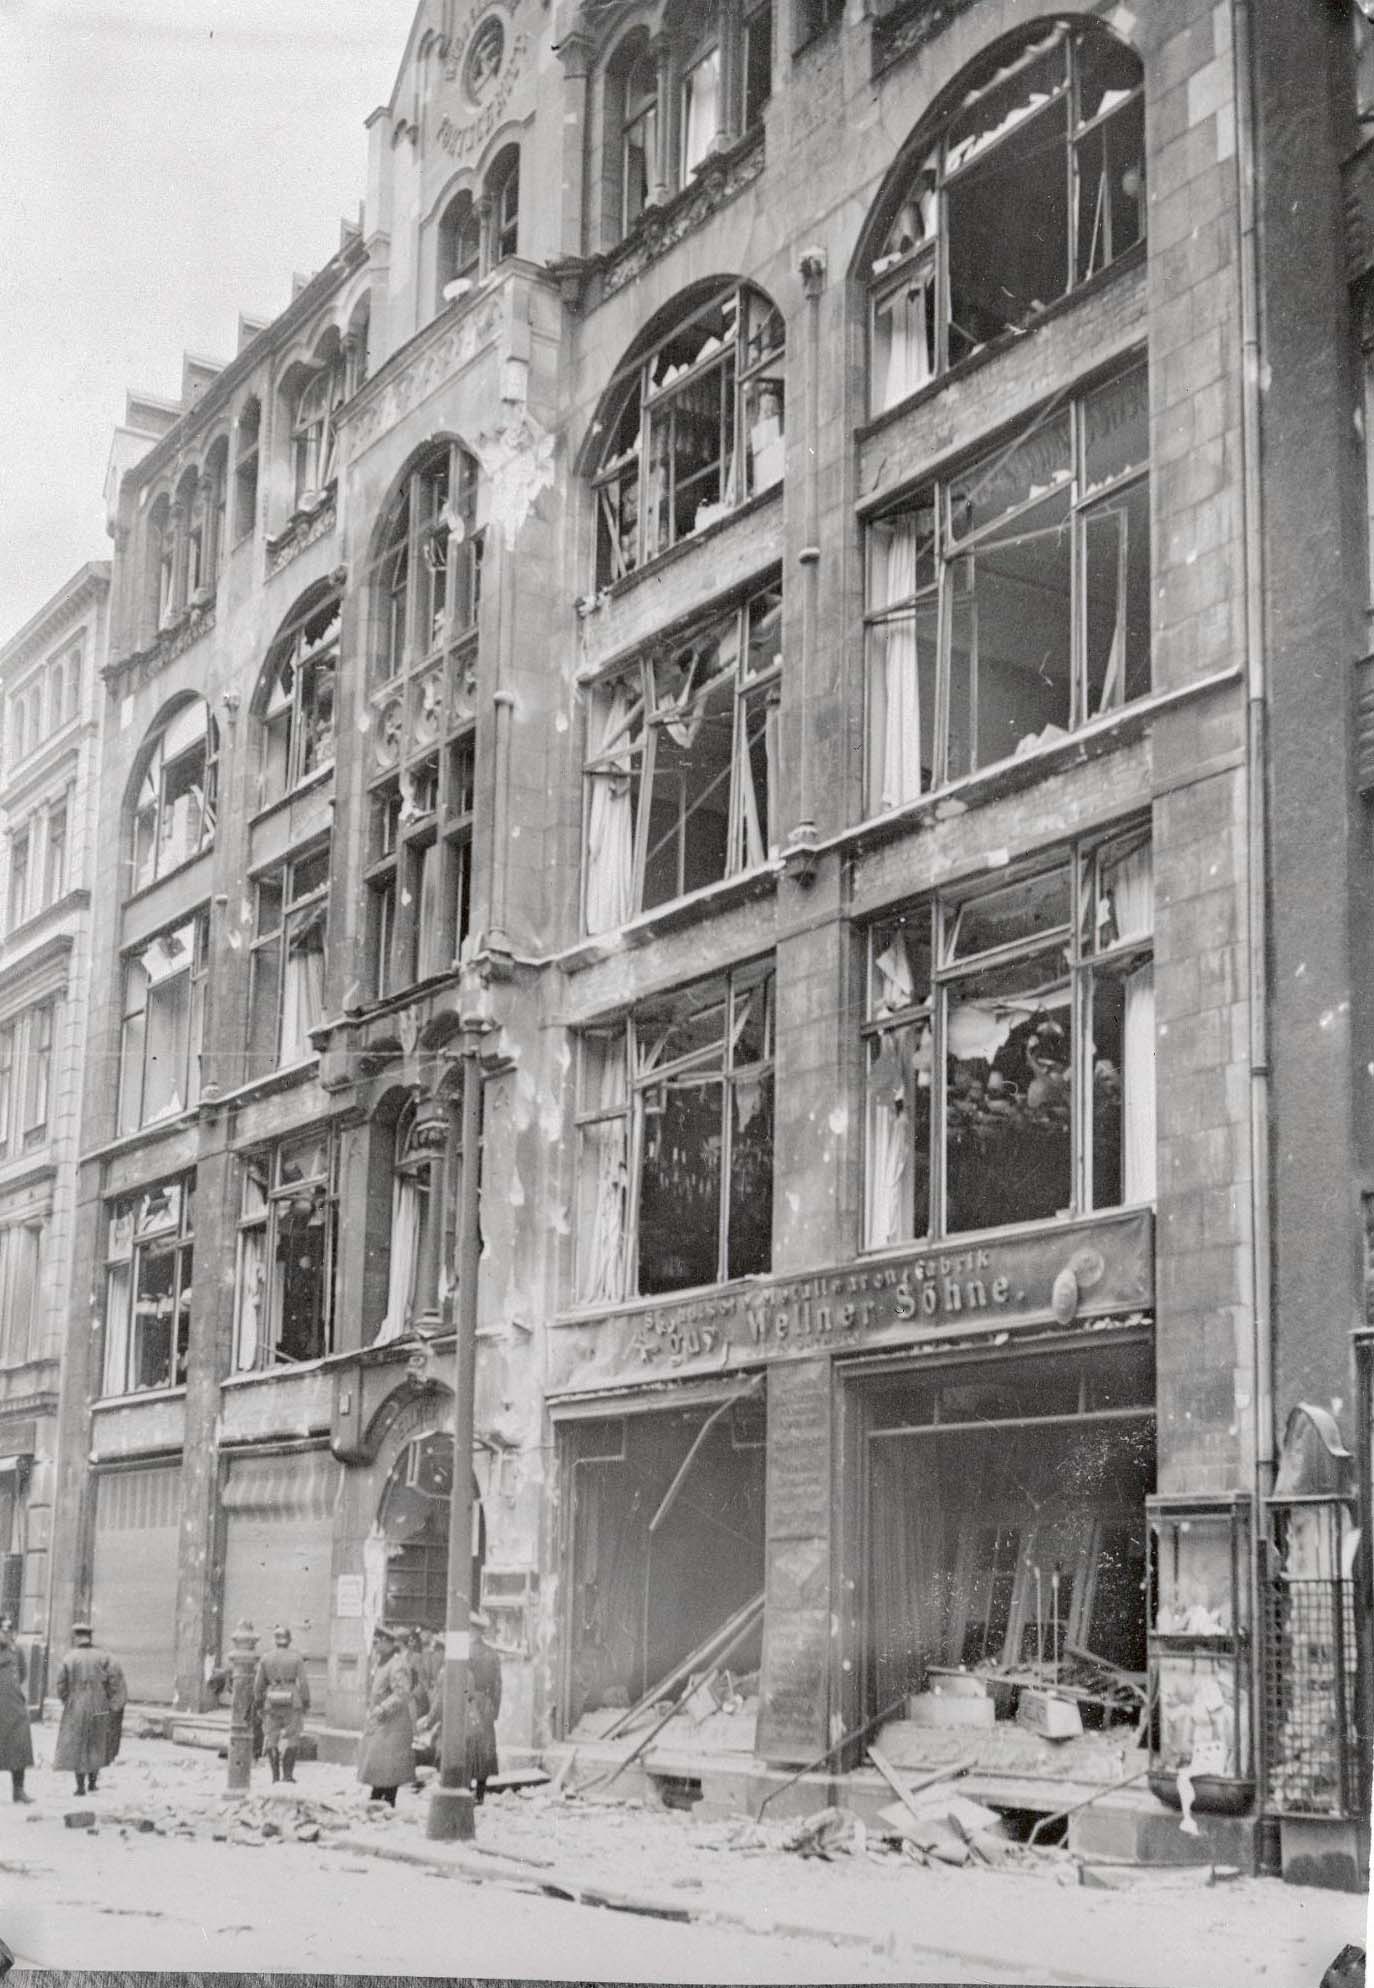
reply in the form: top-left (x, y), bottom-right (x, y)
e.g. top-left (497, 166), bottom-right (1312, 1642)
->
top-left (1106, 841), bottom-right (1153, 944)
top-left (682, 48), bottom-right (721, 177)
top-left (877, 276), bottom-right (934, 413)
top-left (235, 1230), bottom-right (265, 1372)
top-left (579, 1039), bottom-right (629, 1307)
top-left (377, 1173), bottom-right (421, 1345)
top-left (585, 681), bottom-right (637, 935)
top-left (416, 844), bottom-right (445, 978)
top-left (867, 1061), bottom-right (910, 1249)
top-left (282, 922), bottom-right (326, 1063)
top-left (870, 518), bottom-right (923, 813)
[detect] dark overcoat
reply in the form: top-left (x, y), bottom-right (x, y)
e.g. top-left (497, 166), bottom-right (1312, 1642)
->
top-left (467, 1637), bottom-right (501, 1785)
top-left (355, 1649), bottom-right (414, 1790)
top-left (253, 1647), bottom-right (310, 1746)
top-left (53, 1644), bottom-right (127, 1772)
top-left (0, 1644), bottom-right (33, 1772)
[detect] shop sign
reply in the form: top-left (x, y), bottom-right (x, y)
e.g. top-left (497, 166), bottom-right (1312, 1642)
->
top-left (552, 1210), bottom-right (1152, 1395)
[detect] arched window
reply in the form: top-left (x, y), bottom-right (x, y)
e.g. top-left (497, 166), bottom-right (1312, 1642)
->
top-left (374, 1101), bottom-right (445, 1343)
top-left (233, 396), bottom-right (261, 545)
top-left (366, 443), bottom-right (483, 996)
top-left (617, 35), bottom-right (658, 236)
top-left (289, 338), bottom-right (346, 508)
top-left (867, 22), bottom-right (1144, 416)
top-left (487, 144), bottom-right (520, 266)
top-left (680, 19), bottom-right (722, 180)
top-left (148, 493), bottom-right (175, 631)
top-left (200, 437), bottom-right (229, 595)
top-left (130, 699), bottom-right (219, 893)
top-left (593, 282), bottom-right (785, 587)
top-left (438, 188), bottom-right (482, 306)
top-left (255, 587), bottom-right (341, 810)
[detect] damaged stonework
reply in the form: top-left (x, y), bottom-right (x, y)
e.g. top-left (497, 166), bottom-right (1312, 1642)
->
top-left (475, 410), bottom-right (557, 550)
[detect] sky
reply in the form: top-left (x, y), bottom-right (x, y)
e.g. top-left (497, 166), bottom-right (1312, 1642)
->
top-left (0, 0), bottom-right (414, 642)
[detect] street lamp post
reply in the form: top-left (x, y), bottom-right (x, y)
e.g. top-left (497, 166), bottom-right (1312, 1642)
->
top-left (426, 1030), bottom-right (484, 1841)
top-left (226, 1617), bottom-right (259, 1792)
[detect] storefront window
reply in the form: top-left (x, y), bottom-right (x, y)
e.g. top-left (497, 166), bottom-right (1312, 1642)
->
top-left (575, 960), bottom-right (775, 1304)
top-left (864, 823), bottom-right (1153, 1246)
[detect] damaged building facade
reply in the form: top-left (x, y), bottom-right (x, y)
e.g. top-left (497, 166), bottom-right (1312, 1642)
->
top-left (44, 0), bottom-right (1371, 1876)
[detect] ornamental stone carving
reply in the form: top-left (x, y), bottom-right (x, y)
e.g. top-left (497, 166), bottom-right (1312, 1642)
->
top-left (338, 299), bottom-right (504, 462)
top-left (266, 490), bottom-right (339, 577)
top-left (102, 599), bottom-right (217, 691)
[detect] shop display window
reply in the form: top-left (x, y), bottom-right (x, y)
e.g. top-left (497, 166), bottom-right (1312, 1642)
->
top-left (1146, 1494), bottom-right (1254, 1819)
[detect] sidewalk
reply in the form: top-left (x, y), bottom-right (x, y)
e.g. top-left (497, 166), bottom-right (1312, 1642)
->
top-left (14, 1731), bottom-right (1360, 1987)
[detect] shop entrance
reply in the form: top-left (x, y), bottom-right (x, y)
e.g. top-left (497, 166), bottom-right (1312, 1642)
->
top-left (377, 1432), bottom-right (485, 1634)
top-left (854, 1334), bottom-right (1155, 1723)
top-left (560, 1392), bottom-right (766, 1731)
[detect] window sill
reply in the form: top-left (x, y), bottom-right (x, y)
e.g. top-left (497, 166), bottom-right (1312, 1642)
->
top-left (558, 860), bottom-right (781, 977)
top-left (840, 663), bottom-right (1243, 865)
top-left (83, 1109), bottom-right (199, 1169)
top-left (103, 596), bottom-right (217, 687)
top-left (856, 243), bottom-right (1147, 448)
top-left (123, 845), bottom-right (213, 910)
top-left (222, 1361), bottom-right (331, 1388)
top-left (204, 1058), bottom-right (321, 1115)
top-left (856, 1201), bottom-right (1156, 1267)
top-left (595, 483), bottom-right (783, 617)
top-left (93, 1384), bottom-right (188, 1411)
top-left (2, 891), bottom-right (90, 947)
top-left (249, 761), bottom-right (335, 833)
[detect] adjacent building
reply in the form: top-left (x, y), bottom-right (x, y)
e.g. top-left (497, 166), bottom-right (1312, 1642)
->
top-left (39, 0), bottom-right (1371, 1880)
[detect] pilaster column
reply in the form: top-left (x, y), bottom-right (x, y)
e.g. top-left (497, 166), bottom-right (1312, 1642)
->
top-left (717, 0), bottom-right (744, 149)
top-left (650, 32), bottom-right (678, 206)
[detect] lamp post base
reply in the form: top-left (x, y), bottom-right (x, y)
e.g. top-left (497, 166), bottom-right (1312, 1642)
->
top-left (426, 1784), bottom-right (476, 1842)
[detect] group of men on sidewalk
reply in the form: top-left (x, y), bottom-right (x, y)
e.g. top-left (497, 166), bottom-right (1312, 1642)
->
top-left (0, 1610), bottom-right (501, 1808)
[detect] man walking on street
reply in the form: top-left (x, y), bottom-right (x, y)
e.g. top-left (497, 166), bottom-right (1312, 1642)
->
top-left (355, 1623), bottom-right (413, 1807)
top-left (253, 1624), bottom-right (310, 1784)
top-left (0, 1619), bottom-right (33, 1803)
top-left (53, 1622), bottom-right (126, 1796)
top-left (468, 1611), bottom-right (502, 1806)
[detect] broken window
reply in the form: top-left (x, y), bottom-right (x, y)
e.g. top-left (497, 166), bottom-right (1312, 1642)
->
top-left (583, 581), bottom-right (781, 932)
top-left (868, 23), bottom-right (1144, 415)
top-left (487, 145), bottom-right (520, 265)
top-left (103, 1175), bottom-right (195, 1397)
top-left (863, 823), bottom-right (1153, 1245)
top-left (255, 588), bottom-right (340, 809)
top-left (619, 37), bottom-right (659, 234)
top-left (863, 1340), bottom-right (1153, 1714)
top-left (117, 910), bottom-right (208, 1134)
top-left (289, 345), bottom-right (346, 507)
top-left (562, 1400), bottom-right (766, 1727)
top-left (681, 36), bottom-right (722, 179)
top-left (576, 960), bottom-right (775, 1304)
top-left (234, 1132), bottom-right (338, 1370)
top-left (367, 445), bottom-right (482, 997)
top-left (248, 839), bottom-right (330, 1073)
top-left (375, 1102), bottom-right (446, 1344)
top-left (593, 285), bottom-right (785, 587)
top-left (438, 189), bottom-right (482, 304)
top-left (864, 364), bottom-right (1149, 810)
top-left (130, 699), bottom-right (219, 892)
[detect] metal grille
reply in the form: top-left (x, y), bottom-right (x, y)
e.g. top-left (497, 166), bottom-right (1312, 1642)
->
top-left (1262, 1579), bottom-right (1359, 1819)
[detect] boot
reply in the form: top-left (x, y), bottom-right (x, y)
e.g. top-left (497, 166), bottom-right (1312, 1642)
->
top-left (87, 1771), bottom-right (98, 1792)
top-left (11, 1770), bottom-right (30, 1804)
top-left (268, 1748), bottom-right (280, 1783)
top-left (75, 1774), bottom-right (86, 1795)
top-left (281, 1748), bottom-right (296, 1784)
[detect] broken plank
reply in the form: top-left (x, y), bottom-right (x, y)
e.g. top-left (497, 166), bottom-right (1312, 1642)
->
top-left (866, 1744), bottom-right (978, 1828)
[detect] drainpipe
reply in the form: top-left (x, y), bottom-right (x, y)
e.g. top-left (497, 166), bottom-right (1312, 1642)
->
top-left (1230, 0), bottom-right (1276, 1800)
top-left (788, 249), bottom-right (827, 867)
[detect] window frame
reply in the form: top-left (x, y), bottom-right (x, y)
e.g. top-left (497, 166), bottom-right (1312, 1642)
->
top-left (574, 957), bottom-right (776, 1306)
top-left (582, 577), bottom-right (783, 933)
top-left (290, 352), bottom-right (347, 508)
top-left (129, 701), bottom-right (220, 895)
top-left (866, 24), bottom-right (1145, 417)
top-left (248, 837), bottom-right (331, 1073)
top-left (593, 283), bottom-right (786, 588)
top-left (366, 443), bottom-right (484, 998)
top-left (101, 1175), bottom-right (195, 1398)
top-left (233, 1130), bottom-right (340, 1371)
top-left (861, 821), bottom-right (1154, 1250)
top-left (862, 362), bottom-right (1150, 813)
top-left (254, 591), bottom-right (341, 812)
top-left (117, 908), bottom-right (209, 1135)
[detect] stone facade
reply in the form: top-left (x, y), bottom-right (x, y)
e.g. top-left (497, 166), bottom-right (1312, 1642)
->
top-left (34, 0), bottom-right (1372, 1861)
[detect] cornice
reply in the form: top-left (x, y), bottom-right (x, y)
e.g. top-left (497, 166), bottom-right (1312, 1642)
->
top-left (0, 564), bottom-right (109, 676)
top-left (103, 596), bottom-right (216, 691)
top-left (0, 929), bottom-right (75, 1011)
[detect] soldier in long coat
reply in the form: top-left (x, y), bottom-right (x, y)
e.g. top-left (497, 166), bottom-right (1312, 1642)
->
top-left (355, 1624), bottom-right (414, 1806)
top-left (467, 1613), bottom-right (502, 1805)
top-left (0, 1620), bottom-right (34, 1802)
top-left (53, 1623), bottom-right (127, 1795)
top-left (253, 1624), bottom-right (310, 1784)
